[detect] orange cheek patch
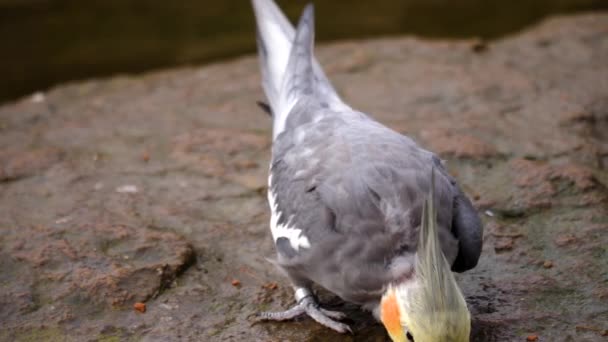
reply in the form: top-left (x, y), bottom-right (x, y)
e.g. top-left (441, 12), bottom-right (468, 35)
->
top-left (381, 292), bottom-right (401, 336)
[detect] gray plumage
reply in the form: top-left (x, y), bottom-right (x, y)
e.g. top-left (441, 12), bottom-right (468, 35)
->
top-left (253, 0), bottom-right (482, 317)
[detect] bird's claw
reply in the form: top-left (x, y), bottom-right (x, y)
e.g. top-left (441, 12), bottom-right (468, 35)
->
top-left (319, 307), bottom-right (348, 320)
top-left (258, 303), bottom-right (305, 321)
top-left (301, 296), bottom-right (352, 334)
top-left (257, 294), bottom-right (351, 334)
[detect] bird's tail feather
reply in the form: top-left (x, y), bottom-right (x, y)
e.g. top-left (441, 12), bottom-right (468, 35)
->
top-left (251, 0), bottom-right (349, 138)
top-left (251, 0), bottom-right (294, 117)
top-left (281, 4), bottom-right (316, 114)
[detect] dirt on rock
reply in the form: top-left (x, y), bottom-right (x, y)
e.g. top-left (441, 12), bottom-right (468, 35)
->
top-left (1, 13), bottom-right (607, 342)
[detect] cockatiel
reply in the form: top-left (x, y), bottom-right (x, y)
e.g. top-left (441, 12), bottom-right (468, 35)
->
top-left (251, 0), bottom-right (483, 340)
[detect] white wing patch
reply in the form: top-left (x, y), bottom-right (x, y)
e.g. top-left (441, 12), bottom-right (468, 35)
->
top-left (267, 173), bottom-right (311, 251)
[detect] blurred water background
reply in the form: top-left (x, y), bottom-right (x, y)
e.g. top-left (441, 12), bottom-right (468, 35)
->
top-left (1, 0), bottom-right (607, 104)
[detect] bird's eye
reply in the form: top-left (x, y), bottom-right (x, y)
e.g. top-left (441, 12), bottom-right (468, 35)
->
top-left (406, 331), bottom-right (414, 341)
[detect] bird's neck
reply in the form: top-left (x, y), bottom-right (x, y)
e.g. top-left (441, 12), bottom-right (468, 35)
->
top-left (388, 254), bottom-right (416, 284)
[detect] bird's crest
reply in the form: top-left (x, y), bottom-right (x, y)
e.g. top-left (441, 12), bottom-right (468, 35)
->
top-left (399, 169), bottom-right (471, 341)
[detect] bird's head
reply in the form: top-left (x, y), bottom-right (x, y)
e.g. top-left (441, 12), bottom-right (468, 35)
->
top-left (380, 175), bottom-right (471, 342)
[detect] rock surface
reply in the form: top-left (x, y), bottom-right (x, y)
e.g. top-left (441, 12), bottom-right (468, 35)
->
top-left (1, 13), bottom-right (607, 342)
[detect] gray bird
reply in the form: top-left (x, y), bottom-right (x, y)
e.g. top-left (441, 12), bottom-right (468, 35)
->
top-left (251, 0), bottom-right (483, 340)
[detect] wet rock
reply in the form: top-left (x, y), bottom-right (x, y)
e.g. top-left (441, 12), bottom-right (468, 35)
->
top-left (5, 222), bottom-right (194, 310)
top-left (171, 127), bottom-right (269, 190)
top-left (420, 128), bottom-right (498, 159)
top-left (554, 233), bottom-right (578, 247)
top-left (493, 238), bottom-right (515, 252)
top-left (0, 147), bottom-right (62, 181)
top-left (512, 158), bottom-right (598, 192)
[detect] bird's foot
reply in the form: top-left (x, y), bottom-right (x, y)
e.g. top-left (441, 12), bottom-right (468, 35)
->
top-left (257, 288), bottom-right (352, 334)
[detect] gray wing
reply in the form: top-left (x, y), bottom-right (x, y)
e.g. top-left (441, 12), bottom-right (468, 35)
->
top-left (269, 114), bottom-right (471, 303)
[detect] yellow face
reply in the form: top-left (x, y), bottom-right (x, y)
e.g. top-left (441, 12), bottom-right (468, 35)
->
top-left (382, 179), bottom-right (473, 342)
top-left (380, 287), bottom-right (471, 342)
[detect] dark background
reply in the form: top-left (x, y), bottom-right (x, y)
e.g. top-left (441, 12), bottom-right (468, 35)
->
top-left (1, 0), bottom-right (607, 104)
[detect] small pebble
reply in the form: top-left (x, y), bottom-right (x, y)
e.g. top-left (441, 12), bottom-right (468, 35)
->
top-left (134, 302), bottom-right (146, 313)
top-left (471, 39), bottom-right (489, 53)
top-left (526, 334), bottom-right (538, 341)
top-left (231, 279), bottom-right (241, 287)
top-left (263, 282), bottom-right (278, 290)
top-left (116, 185), bottom-right (138, 194)
top-left (543, 260), bottom-right (553, 269)
top-left (31, 92), bottom-right (46, 103)
top-left (55, 216), bottom-right (71, 224)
